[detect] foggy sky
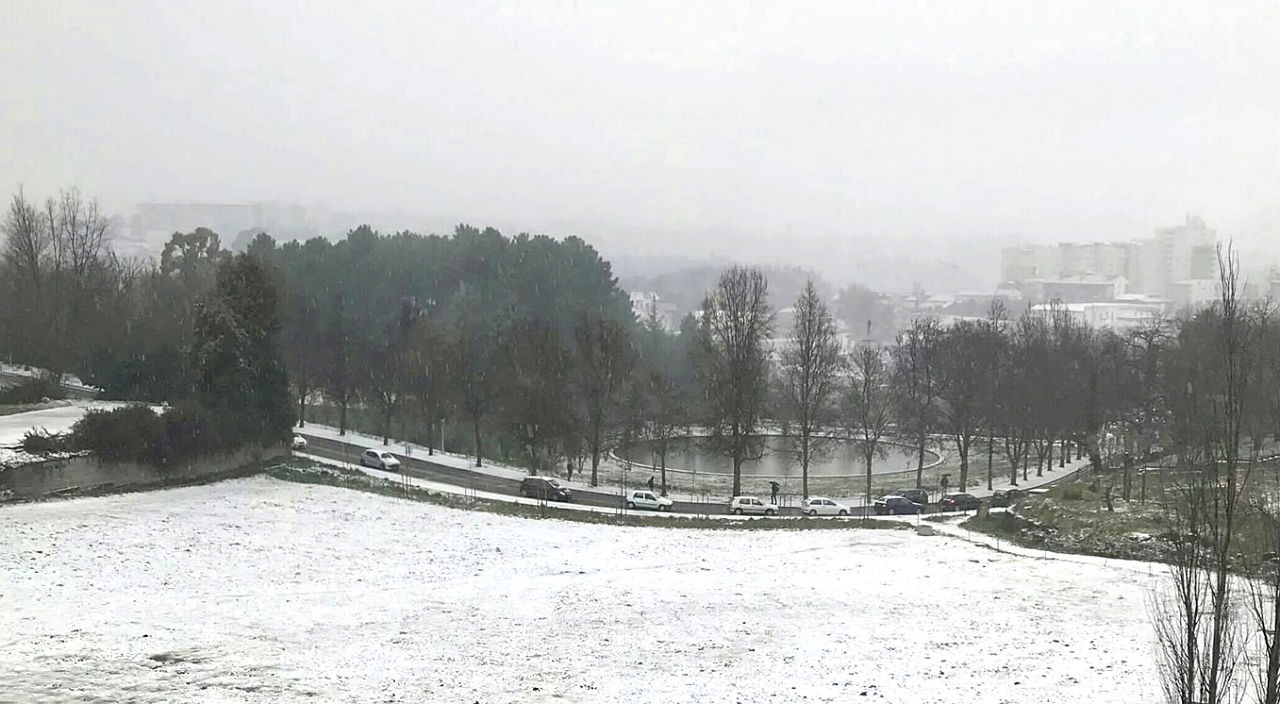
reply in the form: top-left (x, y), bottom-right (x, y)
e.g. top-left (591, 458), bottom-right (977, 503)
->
top-left (5, 1), bottom-right (1280, 287)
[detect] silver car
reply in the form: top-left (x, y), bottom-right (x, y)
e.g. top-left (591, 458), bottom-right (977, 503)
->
top-left (360, 449), bottom-right (401, 471)
top-left (728, 496), bottom-right (778, 516)
top-left (625, 490), bottom-right (673, 511)
top-left (801, 496), bottom-right (851, 517)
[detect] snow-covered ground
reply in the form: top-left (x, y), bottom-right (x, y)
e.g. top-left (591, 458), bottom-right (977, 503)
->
top-left (0, 477), bottom-right (1161, 702)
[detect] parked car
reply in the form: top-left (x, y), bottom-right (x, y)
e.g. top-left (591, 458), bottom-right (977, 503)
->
top-left (874, 495), bottom-right (923, 515)
top-left (728, 496), bottom-right (778, 516)
top-left (625, 490), bottom-right (673, 511)
top-left (291, 435), bottom-right (308, 450)
top-left (520, 476), bottom-right (572, 502)
top-left (990, 489), bottom-right (1025, 508)
top-left (360, 449), bottom-right (401, 471)
top-left (890, 488), bottom-right (930, 505)
top-left (938, 493), bottom-right (982, 511)
top-left (800, 497), bottom-right (851, 517)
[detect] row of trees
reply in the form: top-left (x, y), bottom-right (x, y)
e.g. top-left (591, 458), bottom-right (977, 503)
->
top-left (1146, 250), bottom-right (1280, 704)
top-left (0, 188), bottom-right (1174, 502)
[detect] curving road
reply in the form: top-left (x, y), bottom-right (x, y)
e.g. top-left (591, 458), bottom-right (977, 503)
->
top-left (297, 432), bottom-right (871, 518)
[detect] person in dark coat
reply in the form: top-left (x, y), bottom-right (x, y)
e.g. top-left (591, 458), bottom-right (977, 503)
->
top-left (769, 480), bottom-right (780, 504)
top-left (647, 475), bottom-right (655, 491)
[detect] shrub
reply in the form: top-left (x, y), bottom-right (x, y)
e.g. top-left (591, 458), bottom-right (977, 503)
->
top-left (20, 429), bottom-right (69, 454)
top-left (70, 405), bottom-right (165, 464)
top-left (0, 378), bottom-right (67, 405)
top-left (158, 400), bottom-right (231, 461)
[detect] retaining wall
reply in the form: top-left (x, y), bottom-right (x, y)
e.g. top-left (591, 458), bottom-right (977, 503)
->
top-left (0, 443), bottom-right (286, 501)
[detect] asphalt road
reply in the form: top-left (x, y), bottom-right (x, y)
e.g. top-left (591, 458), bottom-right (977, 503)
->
top-left (297, 432), bottom-right (869, 517)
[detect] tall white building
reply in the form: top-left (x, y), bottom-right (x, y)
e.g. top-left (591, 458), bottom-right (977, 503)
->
top-left (1000, 216), bottom-right (1217, 300)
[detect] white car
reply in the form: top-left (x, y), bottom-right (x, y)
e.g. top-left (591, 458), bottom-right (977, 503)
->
top-left (801, 496), bottom-right (851, 517)
top-left (291, 435), bottom-right (308, 450)
top-left (728, 496), bottom-right (778, 516)
top-left (360, 449), bottom-right (401, 471)
top-left (625, 490), bottom-right (673, 511)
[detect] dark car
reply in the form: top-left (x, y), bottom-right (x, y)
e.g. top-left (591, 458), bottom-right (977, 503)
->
top-left (520, 476), bottom-right (572, 502)
top-left (938, 493), bottom-right (982, 511)
top-left (890, 488), bottom-right (930, 505)
top-left (990, 489), bottom-right (1025, 508)
top-left (874, 495), bottom-right (923, 515)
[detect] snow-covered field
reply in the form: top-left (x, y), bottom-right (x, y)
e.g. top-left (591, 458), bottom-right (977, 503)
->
top-left (0, 477), bottom-right (1161, 703)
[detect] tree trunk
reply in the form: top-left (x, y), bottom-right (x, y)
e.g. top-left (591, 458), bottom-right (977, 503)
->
top-left (802, 431), bottom-right (811, 499)
top-left (297, 385), bottom-right (307, 427)
top-left (590, 446), bottom-right (601, 487)
top-left (472, 414), bottom-right (483, 467)
top-left (426, 416), bottom-right (435, 456)
top-left (660, 453), bottom-right (668, 497)
top-left (339, 399), bottom-right (348, 436)
top-left (1059, 439), bottom-right (1067, 467)
top-left (986, 429), bottom-right (994, 491)
top-left (916, 427), bottom-right (927, 489)
top-left (382, 404), bottom-right (393, 445)
top-left (732, 455), bottom-right (742, 497)
top-left (865, 453), bottom-right (873, 513)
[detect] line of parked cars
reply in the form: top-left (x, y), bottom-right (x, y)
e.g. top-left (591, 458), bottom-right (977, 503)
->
top-left (872, 488), bottom-right (987, 515)
top-left (347, 448), bottom-right (998, 518)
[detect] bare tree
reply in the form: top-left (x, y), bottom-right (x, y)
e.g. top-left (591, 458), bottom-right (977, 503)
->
top-left (694, 266), bottom-right (773, 497)
top-left (644, 367), bottom-right (685, 496)
top-left (1153, 244), bottom-right (1256, 704)
top-left (846, 345), bottom-right (895, 511)
top-left (934, 320), bottom-right (988, 490)
top-left (891, 317), bottom-right (941, 488)
top-left (407, 310), bottom-right (452, 455)
top-left (779, 280), bottom-right (842, 498)
top-left (572, 314), bottom-right (635, 486)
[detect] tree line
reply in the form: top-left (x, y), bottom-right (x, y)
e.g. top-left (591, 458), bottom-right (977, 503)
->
top-left (8, 189), bottom-right (1280, 506)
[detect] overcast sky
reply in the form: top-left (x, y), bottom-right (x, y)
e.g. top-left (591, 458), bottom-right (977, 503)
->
top-left (4, 1), bottom-right (1280, 286)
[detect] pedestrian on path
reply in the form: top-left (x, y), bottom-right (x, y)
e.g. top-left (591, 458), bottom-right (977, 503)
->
top-left (647, 475), bottom-right (655, 492)
top-left (769, 480), bottom-right (780, 505)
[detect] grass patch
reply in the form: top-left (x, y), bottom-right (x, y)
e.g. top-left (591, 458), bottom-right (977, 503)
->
top-left (268, 460), bottom-right (908, 532)
top-left (959, 477), bottom-right (1173, 564)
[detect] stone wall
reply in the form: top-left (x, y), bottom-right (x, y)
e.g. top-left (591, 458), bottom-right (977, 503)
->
top-left (0, 443), bottom-right (287, 502)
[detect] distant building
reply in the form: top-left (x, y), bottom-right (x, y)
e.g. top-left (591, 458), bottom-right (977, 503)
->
top-left (628, 291), bottom-right (680, 330)
top-left (1030, 301), bottom-right (1163, 331)
top-left (1000, 216), bottom-right (1218, 302)
top-left (1166, 279), bottom-right (1221, 311)
top-left (1025, 277), bottom-right (1125, 305)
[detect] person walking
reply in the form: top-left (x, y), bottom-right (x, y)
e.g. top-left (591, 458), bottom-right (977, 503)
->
top-left (647, 475), bottom-right (655, 492)
top-left (769, 480), bottom-right (780, 505)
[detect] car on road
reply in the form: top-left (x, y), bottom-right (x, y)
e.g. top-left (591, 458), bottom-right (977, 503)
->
top-left (291, 435), bottom-right (308, 450)
top-left (800, 497), bottom-right (851, 517)
top-left (360, 449), bottom-right (401, 471)
top-left (521, 476), bottom-right (572, 502)
top-left (890, 488), bottom-right (930, 505)
top-left (874, 495), bottom-right (923, 515)
top-left (728, 496), bottom-right (778, 516)
top-left (625, 490), bottom-right (673, 511)
top-left (938, 493), bottom-right (982, 511)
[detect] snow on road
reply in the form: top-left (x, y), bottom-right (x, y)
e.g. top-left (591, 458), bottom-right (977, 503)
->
top-left (0, 477), bottom-right (1161, 703)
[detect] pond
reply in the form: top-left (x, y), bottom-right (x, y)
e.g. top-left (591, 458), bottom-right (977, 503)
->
top-left (617, 435), bottom-right (936, 478)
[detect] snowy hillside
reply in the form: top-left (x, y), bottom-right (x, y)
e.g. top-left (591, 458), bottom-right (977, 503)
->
top-left (0, 477), bottom-right (1161, 702)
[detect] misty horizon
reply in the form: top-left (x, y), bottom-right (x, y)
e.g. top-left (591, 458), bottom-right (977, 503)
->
top-left (7, 1), bottom-right (1280, 289)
